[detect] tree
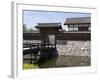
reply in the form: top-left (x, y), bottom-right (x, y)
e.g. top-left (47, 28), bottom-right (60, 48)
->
top-left (23, 24), bottom-right (27, 32)
top-left (23, 24), bottom-right (37, 32)
top-left (28, 28), bottom-right (34, 32)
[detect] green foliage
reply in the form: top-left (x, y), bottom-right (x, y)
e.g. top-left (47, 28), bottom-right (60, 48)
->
top-left (23, 64), bottom-right (39, 69)
top-left (23, 24), bottom-right (35, 32)
top-left (23, 24), bottom-right (29, 32)
top-left (28, 28), bottom-right (34, 32)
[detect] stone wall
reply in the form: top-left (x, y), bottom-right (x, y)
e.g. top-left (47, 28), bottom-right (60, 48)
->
top-left (23, 40), bottom-right (91, 57)
top-left (57, 40), bottom-right (91, 56)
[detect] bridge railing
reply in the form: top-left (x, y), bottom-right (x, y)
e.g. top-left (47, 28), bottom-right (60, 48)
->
top-left (23, 43), bottom-right (56, 49)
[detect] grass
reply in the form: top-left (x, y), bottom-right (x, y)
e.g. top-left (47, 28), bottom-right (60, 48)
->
top-left (23, 64), bottom-right (39, 69)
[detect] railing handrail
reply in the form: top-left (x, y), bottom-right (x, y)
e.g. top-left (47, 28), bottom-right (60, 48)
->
top-left (23, 43), bottom-right (56, 48)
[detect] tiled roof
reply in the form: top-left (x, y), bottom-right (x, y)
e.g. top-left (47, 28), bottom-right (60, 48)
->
top-left (64, 17), bottom-right (90, 25)
top-left (35, 23), bottom-right (62, 29)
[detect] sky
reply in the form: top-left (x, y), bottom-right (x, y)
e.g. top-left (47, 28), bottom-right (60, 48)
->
top-left (23, 10), bottom-right (90, 31)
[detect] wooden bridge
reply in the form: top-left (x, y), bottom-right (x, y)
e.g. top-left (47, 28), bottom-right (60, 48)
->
top-left (23, 43), bottom-right (57, 64)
